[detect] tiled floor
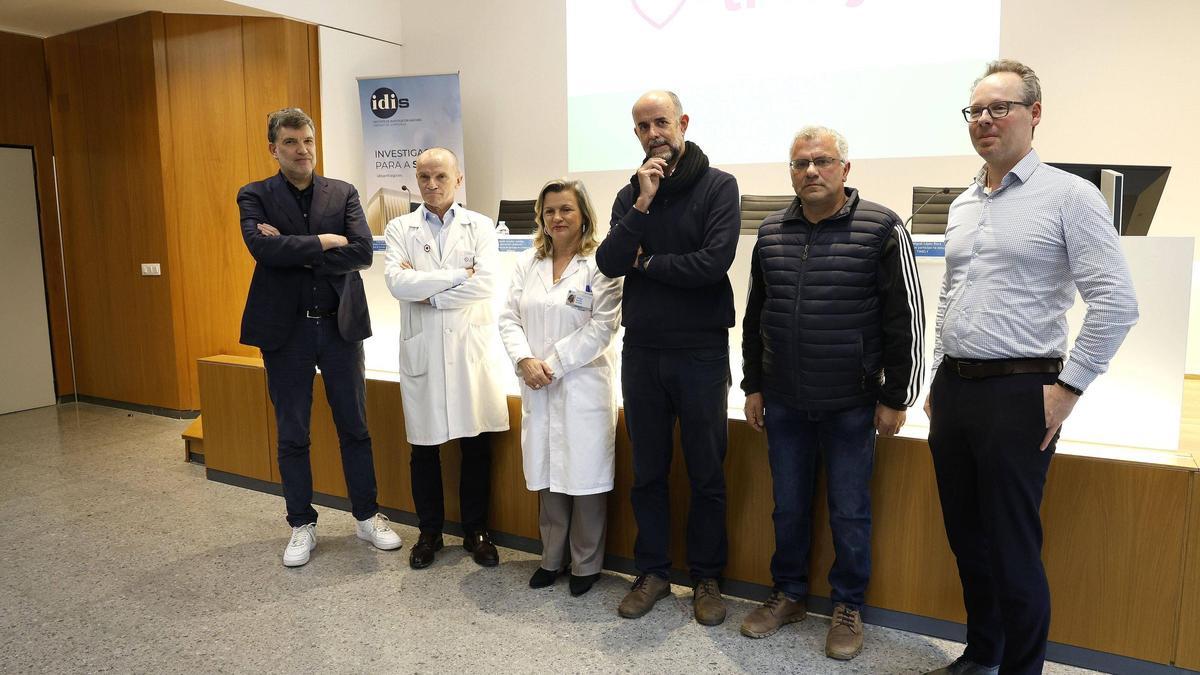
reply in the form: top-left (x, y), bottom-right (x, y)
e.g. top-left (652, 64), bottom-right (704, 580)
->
top-left (0, 403), bottom-right (1100, 674)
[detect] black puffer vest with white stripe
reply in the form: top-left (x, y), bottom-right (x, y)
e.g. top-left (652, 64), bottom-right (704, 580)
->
top-left (755, 189), bottom-right (896, 410)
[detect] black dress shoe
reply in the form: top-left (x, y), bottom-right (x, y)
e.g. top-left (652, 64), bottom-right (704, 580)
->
top-left (569, 573), bottom-right (600, 596)
top-left (409, 532), bottom-right (443, 569)
top-left (529, 566), bottom-right (564, 588)
top-left (463, 530), bottom-right (499, 567)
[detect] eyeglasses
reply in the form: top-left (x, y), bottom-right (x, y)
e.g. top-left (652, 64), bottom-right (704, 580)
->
top-left (961, 101), bottom-right (1032, 123)
top-left (789, 157), bottom-right (843, 171)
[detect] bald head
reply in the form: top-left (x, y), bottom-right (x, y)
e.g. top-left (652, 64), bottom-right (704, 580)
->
top-left (632, 90), bottom-right (689, 166)
top-left (632, 90), bottom-right (683, 118)
top-left (416, 147), bottom-right (460, 173)
top-left (415, 147), bottom-right (463, 217)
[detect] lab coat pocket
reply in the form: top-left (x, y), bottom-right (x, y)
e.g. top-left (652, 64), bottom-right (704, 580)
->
top-left (465, 323), bottom-right (491, 363)
top-left (566, 364), bottom-right (615, 417)
top-left (399, 333), bottom-right (428, 376)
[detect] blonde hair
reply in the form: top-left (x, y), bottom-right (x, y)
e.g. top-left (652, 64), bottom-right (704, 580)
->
top-left (532, 178), bottom-right (600, 260)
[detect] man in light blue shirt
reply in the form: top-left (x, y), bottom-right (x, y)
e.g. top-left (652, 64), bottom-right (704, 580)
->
top-left (924, 60), bottom-right (1138, 675)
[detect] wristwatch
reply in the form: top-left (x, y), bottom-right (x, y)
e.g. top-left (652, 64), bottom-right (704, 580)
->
top-left (1055, 379), bottom-right (1083, 396)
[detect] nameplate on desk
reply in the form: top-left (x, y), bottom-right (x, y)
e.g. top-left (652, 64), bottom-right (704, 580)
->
top-left (497, 235), bottom-right (534, 253)
top-left (912, 239), bottom-right (945, 257)
top-left (372, 237), bottom-right (387, 253)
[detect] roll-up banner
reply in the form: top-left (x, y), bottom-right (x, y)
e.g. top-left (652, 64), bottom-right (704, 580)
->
top-left (358, 73), bottom-right (466, 236)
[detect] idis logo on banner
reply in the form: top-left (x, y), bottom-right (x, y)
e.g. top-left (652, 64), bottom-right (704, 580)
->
top-left (370, 87), bottom-right (409, 119)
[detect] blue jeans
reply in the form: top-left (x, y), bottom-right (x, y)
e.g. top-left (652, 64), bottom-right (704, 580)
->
top-left (764, 398), bottom-right (876, 608)
top-left (262, 317), bottom-right (378, 527)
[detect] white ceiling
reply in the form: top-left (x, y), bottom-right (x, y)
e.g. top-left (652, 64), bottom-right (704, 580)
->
top-left (0, 0), bottom-right (278, 38)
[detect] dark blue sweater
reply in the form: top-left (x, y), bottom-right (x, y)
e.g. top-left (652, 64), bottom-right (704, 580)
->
top-left (595, 166), bottom-right (740, 349)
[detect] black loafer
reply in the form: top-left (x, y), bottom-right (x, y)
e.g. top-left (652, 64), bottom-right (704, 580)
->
top-left (569, 573), bottom-right (600, 596)
top-left (463, 530), bottom-right (499, 567)
top-left (409, 532), bottom-right (444, 569)
top-left (529, 566), bottom-right (564, 588)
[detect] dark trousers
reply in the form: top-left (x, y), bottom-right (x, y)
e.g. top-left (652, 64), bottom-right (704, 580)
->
top-left (410, 433), bottom-right (492, 536)
top-left (262, 317), bottom-right (378, 527)
top-left (928, 365), bottom-right (1059, 675)
top-left (763, 400), bottom-right (876, 609)
top-left (622, 344), bottom-right (730, 581)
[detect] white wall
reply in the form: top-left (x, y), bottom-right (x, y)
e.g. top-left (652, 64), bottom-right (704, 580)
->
top-left (387, 0), bottom-right (1200, 371)
top-left (318, 25), bottom-right (405, 198)
top-left (229, 0), bottom-right (402, 44)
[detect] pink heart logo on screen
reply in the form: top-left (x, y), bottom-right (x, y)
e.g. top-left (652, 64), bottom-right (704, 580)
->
top-left (632, 0), bottom-right (687, 30)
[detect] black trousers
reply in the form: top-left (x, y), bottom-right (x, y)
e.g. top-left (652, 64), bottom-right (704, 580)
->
top-left (928, 365), bottom-right (1059, 675)
top-left (410, 433), bottom-right (492, 536)
top-left (622, 344), bottom-right (730, 581)
top-left (262, 317), bottom-right (378, 527)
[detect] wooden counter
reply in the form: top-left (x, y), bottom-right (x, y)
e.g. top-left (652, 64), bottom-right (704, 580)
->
top-left (198, 355), bottom-right (1200, 669)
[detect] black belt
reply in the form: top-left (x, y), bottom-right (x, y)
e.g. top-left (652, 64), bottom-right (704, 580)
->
top-left (942, 355), bottom-right (1062, 379)
top-left (304, 309), bottom-right (337, 319)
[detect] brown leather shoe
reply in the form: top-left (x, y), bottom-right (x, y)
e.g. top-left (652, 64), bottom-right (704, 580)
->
top-left (463, 530), bottom-right (499, 567)
top-left (618, 574), bottom-right (671, 618)
top-left (825, 603), bottom-right (864, 660)
top-left (740, 590), bottom-right (807, 638)
top-left (409, 531), bottom-right (443, 570)
top-left (692, 578), bottom-right (727, 626)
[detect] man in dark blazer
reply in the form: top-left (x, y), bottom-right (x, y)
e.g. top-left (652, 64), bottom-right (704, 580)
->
top-left (238, 107), bottom-right (401, 567)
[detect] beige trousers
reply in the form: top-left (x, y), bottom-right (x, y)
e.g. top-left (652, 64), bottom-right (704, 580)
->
top-left (538, 490), bottom-right (608, 576)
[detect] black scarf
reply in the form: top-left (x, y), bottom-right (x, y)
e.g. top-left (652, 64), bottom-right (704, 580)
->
top-left (629, 140), bottom-right (709, 201)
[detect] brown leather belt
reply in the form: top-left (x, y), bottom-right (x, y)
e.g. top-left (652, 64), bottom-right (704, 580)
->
top-left (942, 355), bottom-right (1062, 380)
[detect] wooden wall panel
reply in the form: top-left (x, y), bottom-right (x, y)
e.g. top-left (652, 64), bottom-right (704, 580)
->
top-left (197, 357), bottom-right (272, 480)
top-left (241, 17), bottom-right (315, 181)
top-left (488, 397), bottom-right (538, 539)
top-left (1177, 472), bottom-right (1200, 669)
top-left (199, 359), bottom-right (1200, 665)
top-left (1041, 457), bottom-right (1190, 662)
top-left (724, 423), bottom-right (773, 586)
top-left (605, 409), bottom-right (637, 558)
top-left (0, 31), bottom-right (73, 397)
top-left (369, 379), bottom-right (411, 511)
top-left (165, 14), bottom-right (259, 410)
top-left (46, 21), bottom-right (183, 408)
top-left (306, 24), bottom-right (323, 176)
top-left (41, 12), bottom-right (320, 411)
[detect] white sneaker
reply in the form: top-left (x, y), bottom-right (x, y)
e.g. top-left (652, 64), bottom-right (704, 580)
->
top-left (283, 523), bottom-right (317, 567)
top-left (356, 513), bottom-right (403, 551)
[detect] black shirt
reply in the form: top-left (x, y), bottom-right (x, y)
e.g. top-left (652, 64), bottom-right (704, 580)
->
top-left (285, 177), bottom-right (339, 314)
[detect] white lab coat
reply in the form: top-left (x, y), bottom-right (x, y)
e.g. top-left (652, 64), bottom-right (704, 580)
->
top-left (383, 205), bottom-right (510, 446)
top-left (498, 248), bottom-right (622, 495)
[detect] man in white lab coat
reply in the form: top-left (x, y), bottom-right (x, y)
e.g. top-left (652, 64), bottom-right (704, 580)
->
top-left (383, 147), bottom-right (510, 569)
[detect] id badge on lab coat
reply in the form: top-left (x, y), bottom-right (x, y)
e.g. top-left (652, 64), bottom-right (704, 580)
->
top-left (461, 252), bottom-right (476, 267)
top-left (566, 288), bottom-right (594, 311)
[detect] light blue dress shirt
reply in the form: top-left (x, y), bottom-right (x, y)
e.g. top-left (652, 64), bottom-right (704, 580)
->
top-left (933, 149), bottom-right (1139, 390)
top-left (419, 203), bottom-right (469, 307)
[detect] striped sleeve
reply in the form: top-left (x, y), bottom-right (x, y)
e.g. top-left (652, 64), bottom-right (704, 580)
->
top-left (877, 224), bottom-right (926, 409)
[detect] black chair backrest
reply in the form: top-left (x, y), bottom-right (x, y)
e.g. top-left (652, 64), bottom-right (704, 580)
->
top-left (740, 194), bottom-right (795, 233)
top-left (497, 199), bottom-right (538, 234)
top-left (910, 187), bottom-right (968, 235)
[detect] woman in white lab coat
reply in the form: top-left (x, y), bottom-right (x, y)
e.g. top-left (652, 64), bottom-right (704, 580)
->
top-left (499, 178), bottom-right (622, 596)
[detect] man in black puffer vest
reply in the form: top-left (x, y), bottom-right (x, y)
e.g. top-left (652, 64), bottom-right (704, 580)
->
top-left (739, 126), bottom-right (925, 660)
top-left (596, 91), bottom-right (740, 627)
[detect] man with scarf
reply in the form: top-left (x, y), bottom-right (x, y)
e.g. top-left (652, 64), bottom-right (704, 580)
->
top-left (596, 90), bottom-right (740, 626)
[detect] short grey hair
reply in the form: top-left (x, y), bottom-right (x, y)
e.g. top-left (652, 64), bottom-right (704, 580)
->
top-left (666, 91), bottom-right (684, 118)
top-left (267, 107), bottom-right (314, 143)
top-left (974, 59), bottom-right (1042, 104)
top-left (793, 126), bottom-right (849, 161)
